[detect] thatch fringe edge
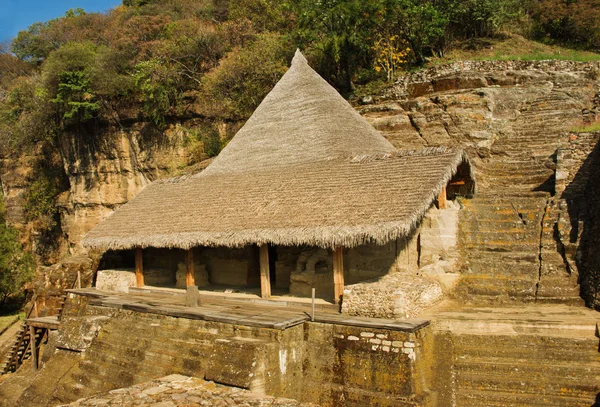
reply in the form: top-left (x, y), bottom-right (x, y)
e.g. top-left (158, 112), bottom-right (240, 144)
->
top-left (82, 150), bottom-right (474, 251)
top-left (350, 146), bottom-right (455, 163)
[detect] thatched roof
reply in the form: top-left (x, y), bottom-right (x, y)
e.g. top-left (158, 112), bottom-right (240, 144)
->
top-left (83, 51), bottom-right (475, 251)
top-left (201, 50), bottom-right (396, 176)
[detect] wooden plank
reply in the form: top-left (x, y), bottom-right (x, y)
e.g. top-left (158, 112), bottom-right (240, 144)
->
top-left (186, 249), bottom-right (195, 287)
top-left (135, 247), bottom-right (144, 288)
top-left (313, 314), bottom-right (430, 333)
top-left (333, 247), bottom-right (344, 305)
top-left (259, 244), bottom-right (271, 298)
top-left (438, 186), bottom-right (447, 209)
top-left (29, 326), bottom-right (37, 371)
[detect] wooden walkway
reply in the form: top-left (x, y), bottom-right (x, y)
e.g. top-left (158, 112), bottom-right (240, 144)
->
top-left (69, 288), bottom-right (429, 333)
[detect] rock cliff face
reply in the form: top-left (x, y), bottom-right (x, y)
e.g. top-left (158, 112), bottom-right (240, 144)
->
top-left (1, 60), bottom-right (599, 307)
top-left (360, 60), bottom-right (600, 305)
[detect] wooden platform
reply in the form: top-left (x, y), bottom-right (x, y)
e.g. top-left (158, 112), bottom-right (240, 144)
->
top-left (68, 288), bottom-right (429, 333)
top-left (25, 316), bottom-right (60, 330)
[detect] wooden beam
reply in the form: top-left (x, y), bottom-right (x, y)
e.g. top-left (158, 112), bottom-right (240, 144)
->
top-left (30, 326), bottom-right (37, 371)
top-left (186, 249), bottom-right (195, 287)
top-left (438, 186), bottom-right (447, 209)
top-left (259, 244), bottom-right (271, 298)
top-left (333, 247), bottom-right (344, 305)
top-left (135, 247), bottom-right (144, 288)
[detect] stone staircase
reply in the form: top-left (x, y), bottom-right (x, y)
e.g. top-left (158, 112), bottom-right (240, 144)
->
top-left (457, 190), bottom-right (581, 304)
top-left (452, 333), bottom-right (600, 406)
top-left (360, 64), bottom-right (598, 305)
top-left (422, 303), bottom-right (600, 407)
top-left (47, 308), bottom-right (280, 404)
top-left (453, 84), bottom-right (588, 304)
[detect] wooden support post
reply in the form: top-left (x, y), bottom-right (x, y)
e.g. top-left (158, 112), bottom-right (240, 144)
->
top-left (30, 326), bottom-right (37, 371)
top-left (438, 186), bottom-right (447, 209)
top-left (333, 247), bottom-right (344, 305)
top-left (186, 249), bottom-right (195, 287)
top-left (135, 247), bottom-right (144, 288)
top-left (259, 244), bottom-right (271, 298)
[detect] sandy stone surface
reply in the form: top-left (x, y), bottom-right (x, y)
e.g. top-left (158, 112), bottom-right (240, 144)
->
top-left (58, 375), bottom-right (319, 407)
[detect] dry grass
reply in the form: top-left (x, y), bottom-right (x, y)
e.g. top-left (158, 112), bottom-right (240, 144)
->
top-left (430, 34), bottom-right (600, 65)
top-left (0, 313), bottom-right (22, 332)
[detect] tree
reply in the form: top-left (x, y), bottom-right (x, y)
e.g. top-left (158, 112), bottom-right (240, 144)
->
top-left (51, 70), bottom-right (100, 123)
top-left (200, 33), bottom-right (292, 120)
top-left (380, 0), bottom-right (449, 64)
top-left (530, 0), bottom-right (600, 50)
top-left (372, 34), bottom-right (410, 82)
top-left (293, 0), bottom-right (382, 91)
top-left (133, 58), bottom-right (179, 126)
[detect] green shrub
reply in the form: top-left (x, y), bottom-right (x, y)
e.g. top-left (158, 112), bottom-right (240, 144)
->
top-left (200, 33), bottom-right (291, 120)
top-left (24, 164), bottom-right (65, 232)
top-left (133, 58), bottom-right (180, 126)
top-left (0, 200), bottom-right (35, 308)
top-left (51, 70), bottom-right (100, 123)
top-left (183, 125), bottom-right (222, 163)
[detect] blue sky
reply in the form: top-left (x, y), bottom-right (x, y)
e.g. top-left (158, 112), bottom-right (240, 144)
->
top-left (0, 0), bottom-right (122, 44)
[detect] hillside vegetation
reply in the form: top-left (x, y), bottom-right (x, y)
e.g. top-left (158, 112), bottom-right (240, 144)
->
top-left (0, 0), bottom-right (599, 275)
top-left (2, 1), bottom-right (600, 153)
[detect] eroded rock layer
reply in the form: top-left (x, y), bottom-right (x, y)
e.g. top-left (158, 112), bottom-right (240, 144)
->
top-left (361, 60), bottom-right (600, 304)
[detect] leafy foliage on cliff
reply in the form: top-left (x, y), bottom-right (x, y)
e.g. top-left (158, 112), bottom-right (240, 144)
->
top-left (1, 0), bottom-right (598, 154)
top-left (0, 199), bottom-right (35, 307)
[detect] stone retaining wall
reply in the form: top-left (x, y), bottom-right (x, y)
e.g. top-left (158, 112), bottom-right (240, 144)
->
top-left (3, 295), bottom-right (433, 407)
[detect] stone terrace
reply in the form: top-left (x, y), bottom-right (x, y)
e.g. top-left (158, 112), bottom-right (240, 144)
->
top-left (68, 288), bottom-right (430, 332)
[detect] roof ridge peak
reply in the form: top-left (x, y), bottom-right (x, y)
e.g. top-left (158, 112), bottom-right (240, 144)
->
top-left (292, 48), bottom-right (307, 65)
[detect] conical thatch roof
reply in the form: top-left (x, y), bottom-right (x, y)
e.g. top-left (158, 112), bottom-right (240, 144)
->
top-left (83, 51), bottom-right (475, 251)
top-left (201, 50), bottom-right (396, 176)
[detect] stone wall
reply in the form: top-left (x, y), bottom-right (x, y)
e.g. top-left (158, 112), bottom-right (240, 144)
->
top-left (341, 202), bottom-right (460, 318)
top-left (1, 295), bottom-right (433, 407)
top-left (390, 60), bottom-right (600, 100)
top-left (553, 132), bottom-right (600, 308)
top-left (578, 137), bottom-right (600, 309)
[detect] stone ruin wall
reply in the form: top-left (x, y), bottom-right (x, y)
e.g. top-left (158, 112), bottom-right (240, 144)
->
top-left (0, 294), bottom-right (433, 407)
top-left (560, 132), bottom-right (600, 309)
top-left (342, 201), bottom-right (461, 318)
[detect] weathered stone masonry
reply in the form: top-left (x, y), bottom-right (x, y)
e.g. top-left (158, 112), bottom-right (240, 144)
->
top-left (6, 294), bottom-right (432, 407)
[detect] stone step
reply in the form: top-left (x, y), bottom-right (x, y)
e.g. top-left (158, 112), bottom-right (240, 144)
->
top-left (454, 335), bottom-right (599, 357)
top-left (468, 190), bottom-right (550, 199)
top-left (461, 261), bottom-right (538, 277)
top-left (457, 275), bottom-right (538, 298)
top-left (465, 250), bottom-right (539, 262)
top-left (455, 358), bottom-right (600, 379)
top-left (462, 198), bottom-right (547, 210)
top-left (461, 231), bottom-right (540, 245)
top-left (461, 242), bottom-right (541, 253)
top-left (480, 164), bottom-right (553, 174)
top-left (460, 213), bottom-right (542, 225)
top-left (481, 165), bottom-right (552, 175)
top-left (455, 388), bottom-right (595, 407)
top-left (456, 370), bottom-right (599, 399)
